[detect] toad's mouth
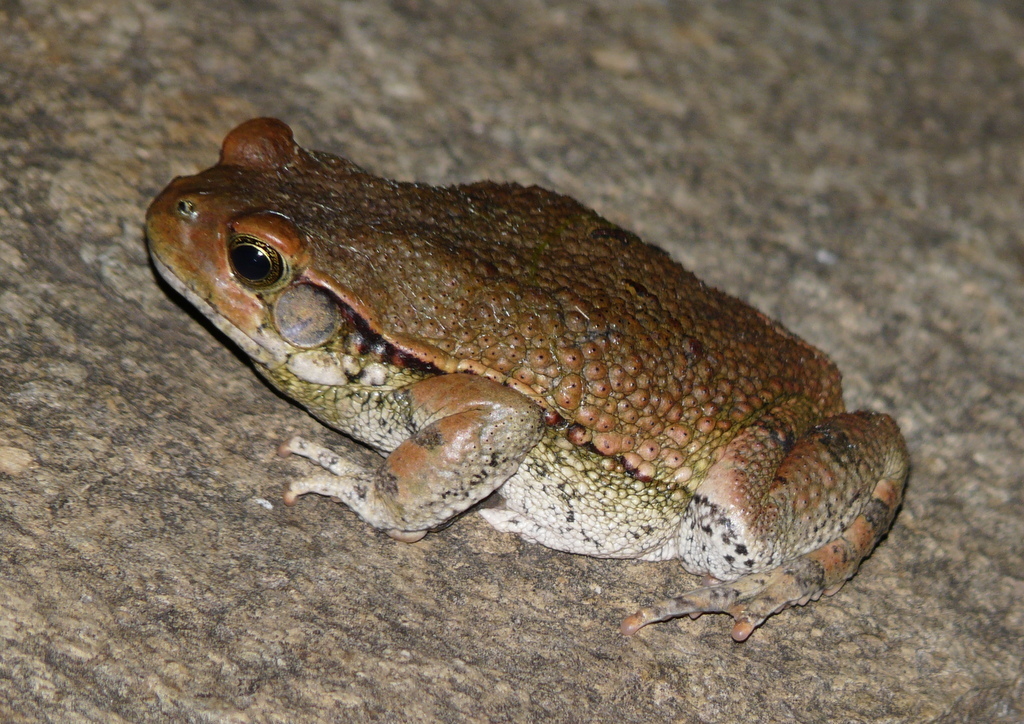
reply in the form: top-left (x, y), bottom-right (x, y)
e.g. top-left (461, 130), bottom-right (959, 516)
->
top-left (151, 255), bottom-right (291, 370)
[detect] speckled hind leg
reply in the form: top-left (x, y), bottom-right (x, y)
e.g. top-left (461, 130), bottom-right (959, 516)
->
top-left (622, 411), bottom-right (909, 640)
top-left (280, 373), bottom-right (545, 542)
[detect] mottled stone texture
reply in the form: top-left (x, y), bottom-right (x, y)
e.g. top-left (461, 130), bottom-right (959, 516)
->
top-left (1, 1), bottom-right (1022, 722)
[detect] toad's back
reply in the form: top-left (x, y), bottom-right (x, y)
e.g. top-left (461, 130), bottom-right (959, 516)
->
top-left (213, 150), bottom-right (843, 483)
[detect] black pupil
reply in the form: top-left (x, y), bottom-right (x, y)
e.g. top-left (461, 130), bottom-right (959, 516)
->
top-left (231, 242), bottom-right (272, 282)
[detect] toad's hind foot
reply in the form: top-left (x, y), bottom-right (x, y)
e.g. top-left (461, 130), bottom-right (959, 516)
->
top-left (620, 559), bottom-right (836, 642)
top-left (623, 468), bottom-right (906, 641)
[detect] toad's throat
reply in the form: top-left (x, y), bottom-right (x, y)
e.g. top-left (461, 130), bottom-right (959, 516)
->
top-left (151, 256), bottom-right (292, 370)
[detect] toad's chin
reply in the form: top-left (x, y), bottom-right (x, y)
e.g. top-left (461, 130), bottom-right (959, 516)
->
top-left (150, 255), bottom-right (292, 370)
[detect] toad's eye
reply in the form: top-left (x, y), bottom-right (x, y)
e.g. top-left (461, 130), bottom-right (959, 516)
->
top-left (228, 234), bottom-right (285, 289)
top-left (176, 199), bottom-right (197, 219)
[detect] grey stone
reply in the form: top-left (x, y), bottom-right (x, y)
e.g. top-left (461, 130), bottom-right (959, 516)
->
top-left (1, 1), bottom-right (1022, 721)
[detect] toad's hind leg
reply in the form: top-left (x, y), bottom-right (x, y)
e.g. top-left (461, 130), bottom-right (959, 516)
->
top-left (622, 410), bottom-right (909, 641)
top-left (281, 373), bottom-right (546, 542)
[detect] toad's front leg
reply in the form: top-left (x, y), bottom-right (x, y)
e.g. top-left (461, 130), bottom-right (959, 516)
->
top-left (623, 407), bottom-right (909, 641)
top-left (280, 373), bottom-right (545, 542)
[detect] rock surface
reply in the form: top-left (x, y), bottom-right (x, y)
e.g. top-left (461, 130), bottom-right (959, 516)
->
top-left (2, 1), bottom-right (1023, 721)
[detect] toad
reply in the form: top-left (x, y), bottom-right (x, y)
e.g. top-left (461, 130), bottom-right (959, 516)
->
top-left (146, 118), bottom-right (909, 640)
